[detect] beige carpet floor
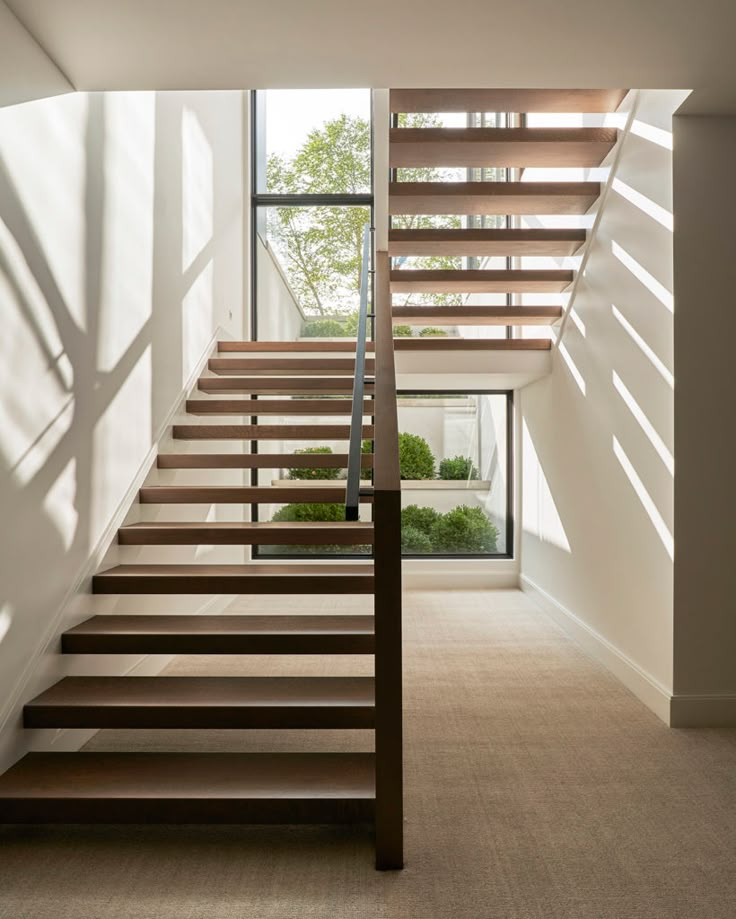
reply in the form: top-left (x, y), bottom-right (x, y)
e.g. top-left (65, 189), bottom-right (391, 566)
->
top-left (1, 589), bottom-right (736, 919)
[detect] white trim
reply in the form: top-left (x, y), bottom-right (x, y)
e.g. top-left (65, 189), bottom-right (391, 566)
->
top-left (404, 559), bottom-right (519, 590)
top-left (0, 327), bottom-right (229, 765)
top-left (520, 574), bottom-right (672, 724)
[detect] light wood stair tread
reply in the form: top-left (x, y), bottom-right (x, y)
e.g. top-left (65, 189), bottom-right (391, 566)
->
top-left (62, 615), bottom-right (375, 655)
top-left (389, 181), bottom-right (601, 215)
top-left (0, 752), bottom-right (375, 823)
top-left (118, 521), bottom-right (374, 545)
top-left (392, 305), bottom-right (562, 325)
top-left (389, 88), bottom-right (628, 113)
top-left (156, 452), bottom-right (373, 469)
top-left (392, 338), bottom-right (552, 351)
top-left (218, 341), bottom-right (375, 352)
top-left (92, 564), bottom-right (375, 595)
top-left (138, 485), bottom-right (372, 503)
top-left (388, 227), bottom-right (585, 257)
top-left (185, 399), bottom-right (374, 415)
top-left (172, 423), bottom-right (374, 440)
top-left (389, 268), bottom-right (573, 293)
top-left (208, 358), bottom-right (375, 376)
top-left (390, 127), bottom-right (617, 168)
top-left (198, 377), bottom-right (373, 394)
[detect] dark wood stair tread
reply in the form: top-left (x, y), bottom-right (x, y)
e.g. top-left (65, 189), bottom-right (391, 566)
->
top-left (218, 341), bottom-right (375, 352)
top-left (138, 485), bottom-right (372, 503)
top-left (62, 614), bottom-right (375, 654)
top-left (93, 563), bottom-right (375, 595)
top-left (208, 358), bottom-right (375, 376)
top-left (119, 521), bottom-right (375, 545)
top-left (198, 377), bottom-right (373, 395)
top-left (389, 88), bottom-right (628, 113)
top-left (156, 452), bottom-right (373, 469)
top-left (389, 268), bottom-right (573, 293)
top-left (0, 752), bottom-right (375, 823)
top-left (392, 305), bottom-right (562, 325)
top-left (392, 338), bottom-right (552, 351)
top-left (389, 181), bottom-right (601, 215)
top-left (24, 676), bottom-right (375, 729)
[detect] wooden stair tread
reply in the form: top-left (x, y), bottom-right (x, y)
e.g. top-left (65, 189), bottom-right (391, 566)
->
top-left (392, 338), bottom-right (552, 351)
top-left (157, 452), bottom-right (373, 469)
top-left (185, 399), bottom-right (374, 415)
top-left (389, 88), bottom-right (628, 113)
top-left (92, 564), bottom-right (375, 595)
top-left (138, 485), bottom-right (371, 503)
top-left (198, 377), bottom-right (373, 395)
top-left (392, 306), bottom-right (562, 325)
top-left (390, 127), bottom-right (617, 168)
top-left (62, 614), bottom-right (375, 654)
top-left (0, 752), bottom-right (375, 823)
top-left (388, 227), bottom-right (585, 257)
top-left (172, 423), bottom-right (374, 440)
top-left (24, 676), bottom-right (375, 729)
top-left (119, 521), bottom-right (374, 546)
top-left (389, 268), bottom-right (573, 293)
top-left (389, 181), bottom-right (600, 215)
top-left (208, 358), bottom-right (375, 376)
top-left (218, 341), bottom-right (375, 352)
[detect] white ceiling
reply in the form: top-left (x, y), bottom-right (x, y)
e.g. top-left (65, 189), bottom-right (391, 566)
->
top-left (2, 0), bottom-right (736, 113)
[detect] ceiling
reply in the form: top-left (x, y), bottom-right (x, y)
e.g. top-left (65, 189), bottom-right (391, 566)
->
top-left (2, 0), bottom-right (736, 114)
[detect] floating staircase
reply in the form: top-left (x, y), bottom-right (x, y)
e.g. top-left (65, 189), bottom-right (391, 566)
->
top-left (388, 87), bottom-right (626, 344)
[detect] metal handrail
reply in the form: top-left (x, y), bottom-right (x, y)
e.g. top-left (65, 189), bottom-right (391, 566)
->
top-left (345, 223), bottom-right (373, 521)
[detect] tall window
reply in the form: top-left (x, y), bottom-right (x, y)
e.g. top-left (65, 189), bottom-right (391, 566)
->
top-left (252, 90), bottom-right (373, 340)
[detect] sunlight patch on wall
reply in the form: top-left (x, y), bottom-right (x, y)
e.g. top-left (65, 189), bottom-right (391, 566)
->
top-left (42, 457), bottom-right (79, 551)
top-left (0, 605), bottom-right (11, 644)
top-left (611, 240), bottom-right (673, 312)
top-left (182, 260), bottom-right (214, 380)
top-left (612, 178), bottom-right (673, 231)
top-left (613, 436), bottom-right (674, 559)
top-left (630, 119), bottom-right (673, 150)
top-left (522, 419), bottom-right (571, 553)
top-left (612, 371), bottom-right (674, 475)
top-left (611, 305), bottom-right (674, 388)
top-left (558, 341), bottom-right (586, 396)
top-left (182, 107), bottom-right (214, 272)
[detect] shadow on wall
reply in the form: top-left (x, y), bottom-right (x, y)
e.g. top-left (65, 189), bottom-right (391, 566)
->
top-left (520, 91), bottom-right (685, 692)
top-left (0, 90), bottom-right (244, 760)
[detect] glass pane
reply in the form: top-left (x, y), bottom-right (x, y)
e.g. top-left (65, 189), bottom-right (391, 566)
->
top-left (257, 89), bottom-right (371, 195)
top-left (256, 205), bottom-right (371, 339)
top-left (396, 393), bottom-right (509, 556)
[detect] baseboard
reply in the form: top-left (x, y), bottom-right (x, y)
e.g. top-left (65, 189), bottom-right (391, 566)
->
top-left (520, 575), bottom-right (673, 725)
top-left (670, 693), bottom-right (736, 728)
top-left (403, 559), bottom-right (519, 590)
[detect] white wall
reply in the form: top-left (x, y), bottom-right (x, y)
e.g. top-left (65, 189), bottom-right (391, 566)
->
top-left (670, 114), bottom-right (736, 726)
top-left (0, 0), bottom-right (71, 107)
top-left (255, 234), bottom-right (305, 341)
top-left (0, 89), bottom-right (246, 768)
top-left (520, 91), bottom-right (687, 722)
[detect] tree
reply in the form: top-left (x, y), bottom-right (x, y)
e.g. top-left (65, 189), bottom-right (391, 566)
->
top-left (266, 112), bottom-right (462, 314)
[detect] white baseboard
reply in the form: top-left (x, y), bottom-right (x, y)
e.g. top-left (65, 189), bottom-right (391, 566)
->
top-left (521, 575), bottom-right (673, 725)
top-left (403, 559), bottom-right (519, 590)
top-left (670, 693), bottom-right (736, 728)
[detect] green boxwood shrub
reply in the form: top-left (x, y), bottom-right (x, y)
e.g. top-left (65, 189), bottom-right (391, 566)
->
top-left (401, 525), bottom-right (433, 554)
top-left (271, 502), bottom-right (345, 523)
top-left (419, 327), bottom-right (449, 337)
top-left (302, 318), bottom-right (346, 338)
top-left (287, 446), bottom-right (340, 481)
top-left (401, 504), bottom-right (441, 536)
top-left (393, 325), bottom-right (413, 337)
top-left (430, 505), bottom-right (498, 554)
top-left (438, 455), bottom-right (480, 481)
top-left (398, 432), bottom-right (436, 480)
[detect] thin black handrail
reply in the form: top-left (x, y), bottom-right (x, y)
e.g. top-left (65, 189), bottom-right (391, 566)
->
top-left (345, 223), bottom-right (373, 521)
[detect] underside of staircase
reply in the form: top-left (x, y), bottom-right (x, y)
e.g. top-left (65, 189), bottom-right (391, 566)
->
top-left (0, 86), bottom-right (627, 871)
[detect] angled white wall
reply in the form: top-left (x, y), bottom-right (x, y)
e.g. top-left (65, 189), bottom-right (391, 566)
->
top-left (0, 0), bottom-right (71, 107)
top-left (0, 90), bottom-right (247, 768)
top-left (520, 91), bottom-right (687, 723)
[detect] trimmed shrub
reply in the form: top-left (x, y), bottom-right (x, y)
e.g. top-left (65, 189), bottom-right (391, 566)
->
top-left (287, 446), bottom-right (340, 481)
top-left (430, 505), bottom-right (498, 554)
top-left (271, 502), bottom-right (345, 523)
top-left (438, 455), bottom-right (480, 481)
top-left (302, 318), bottom-right (346, 338)
top-left (401, 504), bottom-right (441, 536)
top-left (401, 525), bottom-right (433, 554)
top-left (362, 438), bottom-right (373, 454)
top-left (398, 432), bottom-right (436, 480)
top-left (419, 327), bottom-right (449, 337)
top-left (393, 324), bottom-right (413, 337)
